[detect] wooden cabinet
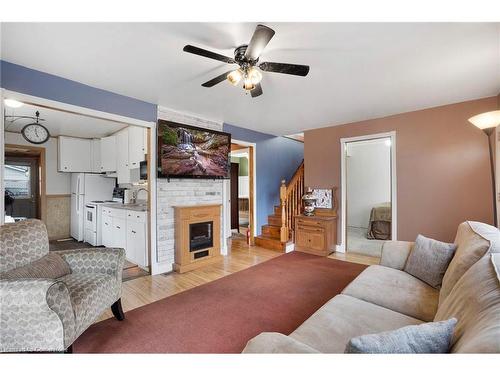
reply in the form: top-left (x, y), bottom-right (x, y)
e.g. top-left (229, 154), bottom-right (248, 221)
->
top-left (100, 135), bottom-right (116, 172)
top-left (126, 214), bottom-right (147, 267)
top-left (294, 215), bottom-right (337, 256)
top-left (128, 126), bottom-right (146, 169)
top-left (58, 136), bottom-right (92, 172)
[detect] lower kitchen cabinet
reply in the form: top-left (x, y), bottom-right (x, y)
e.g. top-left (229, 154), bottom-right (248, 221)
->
top-left (102, 208), bottom-right (148, 268)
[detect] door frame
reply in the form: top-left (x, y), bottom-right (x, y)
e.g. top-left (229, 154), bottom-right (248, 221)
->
top-left (224, 139), bottom-right (257, 247)
top-left (339, 131), bottom-right (397, 253)
top-left (4, 147), bottom-right (46, 222)
top-left (1, 89), bottom-right (159, 274)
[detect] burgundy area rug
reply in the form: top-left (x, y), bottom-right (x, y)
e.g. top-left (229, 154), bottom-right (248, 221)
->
top-left (74, 252), bottom-right (367, 353)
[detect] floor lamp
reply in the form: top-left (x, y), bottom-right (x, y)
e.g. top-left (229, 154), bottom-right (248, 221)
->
top-left (468, 110), bottom-right (500, 228)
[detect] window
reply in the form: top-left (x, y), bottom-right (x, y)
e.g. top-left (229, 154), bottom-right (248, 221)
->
top-left (4, 165), bottom-right (31, 198)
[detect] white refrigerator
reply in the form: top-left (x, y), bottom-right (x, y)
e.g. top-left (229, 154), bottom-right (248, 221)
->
top-left (70, 173), bottom-right (116, 241)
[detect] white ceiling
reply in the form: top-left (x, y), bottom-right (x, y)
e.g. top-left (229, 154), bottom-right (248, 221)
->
top-left (1, 23), bottom-right (499, 136)
top-left (4, 103), bottom-right (128, 138)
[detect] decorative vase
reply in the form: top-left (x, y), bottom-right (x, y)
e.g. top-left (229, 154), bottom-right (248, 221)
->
top-left (302, 187), bottom-right (317, 216)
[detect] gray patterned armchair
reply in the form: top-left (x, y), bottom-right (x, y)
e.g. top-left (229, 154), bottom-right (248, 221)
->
top-left (0, 219), bottom-right (125, 352)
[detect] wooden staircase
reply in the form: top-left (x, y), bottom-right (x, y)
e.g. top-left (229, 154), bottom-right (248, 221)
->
top-left (255, 161), bottom-right (305, 252)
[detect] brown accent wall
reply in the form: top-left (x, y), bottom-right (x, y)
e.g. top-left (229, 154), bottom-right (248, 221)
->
top-left (304, 97), bottom-right (498, 243)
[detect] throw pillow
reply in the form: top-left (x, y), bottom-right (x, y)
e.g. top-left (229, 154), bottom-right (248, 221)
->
top-left (345, 318), bottom-right (457, 354)
top-left (0, 252), bottom-right (71, 280)
top-left (404, 234), bottom-right (457, 288)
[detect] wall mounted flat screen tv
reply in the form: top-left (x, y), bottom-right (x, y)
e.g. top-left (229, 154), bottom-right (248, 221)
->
top-left (157, 120), bottom-right (231, 179)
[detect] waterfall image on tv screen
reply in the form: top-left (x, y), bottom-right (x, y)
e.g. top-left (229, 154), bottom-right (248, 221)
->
top-left (157, 120), bottom-right (231, 179)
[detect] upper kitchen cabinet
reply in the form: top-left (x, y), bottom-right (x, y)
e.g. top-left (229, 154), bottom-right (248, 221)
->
top-left (128, 126), bottom-right (146, 169)
top-left (91, 139), bottom-right (101, 173)
top-left (58, 136), bottom-right (92, 172)
top-left (116, 128), bottom-right (131, 183)
top-left (100, 135), bottom-right (117, 172)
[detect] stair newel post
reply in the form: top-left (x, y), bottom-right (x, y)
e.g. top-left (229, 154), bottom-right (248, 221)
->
top-left (280, 179), bottom-right (289, 242)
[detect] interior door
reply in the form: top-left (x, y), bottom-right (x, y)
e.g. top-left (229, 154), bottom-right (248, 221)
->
top-left (230, 163), bottom-right (239, 231)
top-left (4, 156), bottom-right (39, 219)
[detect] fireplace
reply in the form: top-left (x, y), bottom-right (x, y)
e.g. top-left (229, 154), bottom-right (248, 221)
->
top-left (189, 221), bottom-right (213, 251)
top-left (173, 204), bottom-right (222, 273)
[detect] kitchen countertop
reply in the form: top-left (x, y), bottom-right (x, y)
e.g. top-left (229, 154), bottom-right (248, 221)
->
top-left (102, 203), bottom-right (148, 212)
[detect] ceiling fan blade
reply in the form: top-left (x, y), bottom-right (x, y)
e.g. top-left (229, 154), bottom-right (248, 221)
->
top-left (244, 24), bottom-right (276, 61)
top-left (201, 71), bottom-right (233, 87)
top-left (251, 83), bottom-right (263, 98)
top-left (183, 45), bottom-right (236, 64)
top-left (259, 62), bottom-right (310, 76)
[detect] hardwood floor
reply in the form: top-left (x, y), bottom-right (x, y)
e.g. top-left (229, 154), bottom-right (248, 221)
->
top-left (97, 237), bottom-right (379, 322)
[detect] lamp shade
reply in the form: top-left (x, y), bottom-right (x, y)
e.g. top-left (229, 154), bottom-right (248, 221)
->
top-left (468, 110), bottom-right (500, 130)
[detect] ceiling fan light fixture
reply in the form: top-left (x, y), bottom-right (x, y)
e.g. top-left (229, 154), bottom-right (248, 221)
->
top-left (227, 69), bottom-right (243, 86)
top-left (247, 67), bottom-right (262, 85)
top-left (243, 77), bottom-right (256, 91)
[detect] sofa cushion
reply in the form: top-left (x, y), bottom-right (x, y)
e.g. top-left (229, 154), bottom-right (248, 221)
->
top-left (440, 221), bottom-right (493, 304)
top-left (434, 253), bottom-right (500, 353)
top-left (0, 252), bottom-right (71, 280)
top-left (341, 265), bottom-right (439, 321)
top-left (345, 318), bottom-right (457, 354)
top-left (243, 333), bottom-right (320, 353)
top-left (289, 294), bottom-right (423, 353)
top-left (404, 234), bottom-right (456, 289)
top-left (59, 273), bottom-right (118, 336)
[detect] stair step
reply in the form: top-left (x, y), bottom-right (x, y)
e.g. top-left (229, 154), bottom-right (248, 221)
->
top-left (262, 224), bottom-right (281, 239)
top-left (255, 235), bottom-right (289, 252)
top-left (274, 206), bottom-right (282, 215)
top-left (268, 215), bottom-right (282, 226)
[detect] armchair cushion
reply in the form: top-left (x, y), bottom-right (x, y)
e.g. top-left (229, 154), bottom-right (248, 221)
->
top-left (1, 252), bottom-right (71, 280)
top-left (0, 219), bottom-right (49, 273)
top-left (243, 333), bottom-right (320, 353)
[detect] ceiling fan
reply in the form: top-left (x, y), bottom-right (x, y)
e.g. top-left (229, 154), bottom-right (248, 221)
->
top-left (183, 24), bottom-right (310, 98)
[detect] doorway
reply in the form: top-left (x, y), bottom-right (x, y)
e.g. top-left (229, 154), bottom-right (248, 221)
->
top-left (340, 132), bottom-right (397, 256)
top-left (4, 145), bottom-right (46, 223)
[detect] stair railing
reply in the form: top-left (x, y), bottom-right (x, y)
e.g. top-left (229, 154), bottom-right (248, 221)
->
top-left (280, 161), bottom-right (305, 242)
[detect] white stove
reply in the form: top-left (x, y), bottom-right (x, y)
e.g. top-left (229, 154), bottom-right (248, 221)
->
top-left (84, 200), bottom-right (120, 246)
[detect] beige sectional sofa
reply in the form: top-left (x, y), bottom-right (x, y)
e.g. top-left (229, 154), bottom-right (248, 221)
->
top-left (243, 221), bottom-right (500, 353)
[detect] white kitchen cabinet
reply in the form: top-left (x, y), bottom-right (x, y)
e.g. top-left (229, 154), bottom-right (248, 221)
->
top-left (116, 129), bottom-right (130, 184)
top-left (126, 218), bottom-right (147, 267)
top-left (128, 126), bottom-right (146, 169)
top-left (111, 217), bottom-right (127, 249)
top-left (58, 136), bottom-right (92, 172)
top-left (91, 139), bottom-right (101, 173)
top-left (100, 135), bottom-right (117, 172)
top-left (101, 212), bottom-right (112, 247)
top-left (102, 208), bottom-right (148, 268)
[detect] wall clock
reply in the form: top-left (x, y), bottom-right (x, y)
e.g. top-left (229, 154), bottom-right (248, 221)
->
top-left (21, 111), bottom-right (50, 145)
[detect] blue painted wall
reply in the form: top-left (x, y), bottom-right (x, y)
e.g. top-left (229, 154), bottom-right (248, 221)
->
top-left (0, 60), bottom-right (157, 122)
top-left (0, 60), bottom-right (304, 235)
top-left (224, 123), bottom-right (304, 234)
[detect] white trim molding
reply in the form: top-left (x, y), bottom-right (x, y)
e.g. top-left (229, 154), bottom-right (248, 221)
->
top-left (339, 131), bottom-right (397, 253)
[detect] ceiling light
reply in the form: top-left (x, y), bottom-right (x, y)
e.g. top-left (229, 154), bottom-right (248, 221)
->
top-left (4, 99), bottom-right (24, 108)
top-left (227, 69), bottom-right (243, 86)
top-left (243, 78), bottom-right (255, 91)
top-left (247, 67), bottom-right (262, 85)
top-left (468, 110), bottom-right (500, 130)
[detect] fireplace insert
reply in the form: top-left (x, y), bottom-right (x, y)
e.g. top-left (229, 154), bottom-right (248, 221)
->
top-left (189, 221), bottom-right (213, 252)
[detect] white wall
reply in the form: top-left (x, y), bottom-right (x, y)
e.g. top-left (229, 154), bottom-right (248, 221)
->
top-left (346, 138), bottom-right (391, 228)
top-left (4, 132), bottom-right (71, 195)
